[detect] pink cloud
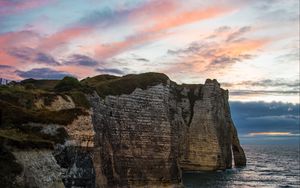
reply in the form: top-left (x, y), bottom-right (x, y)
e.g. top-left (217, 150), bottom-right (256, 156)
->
top-left (94, 6), bottom-right (233, 59)
top-left (0, 0), bottom-right (55, 15)
top-left (38, 27), bottom-right (92, 51)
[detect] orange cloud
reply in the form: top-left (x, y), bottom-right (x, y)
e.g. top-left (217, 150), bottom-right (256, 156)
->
top-left (223, 39), bottom-right (270, 57)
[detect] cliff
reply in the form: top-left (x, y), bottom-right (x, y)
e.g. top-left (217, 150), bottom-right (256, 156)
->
top-left (0, 73), bottom-right (246, 188)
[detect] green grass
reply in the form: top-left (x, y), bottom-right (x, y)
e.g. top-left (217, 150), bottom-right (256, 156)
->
top-left (81, 74), bottom-right (119, 85)
top-left (83, 72), bottom-right (169, 98)
top-left (69, 91), bottom-right (90, 108)
top-left (20, 78), bottom-right (59, 90)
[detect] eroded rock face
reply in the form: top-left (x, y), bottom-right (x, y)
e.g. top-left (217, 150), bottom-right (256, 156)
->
top-left (87, 79), bottom-right (246, 187)
top-left (12, 96), bottom-right (97, 188)
top-left (88, 85), bottom-right (181, 187)
top-left (9, 77), bottom-right (246, 188)
top-left (12, 150), bottom-right (65, 188)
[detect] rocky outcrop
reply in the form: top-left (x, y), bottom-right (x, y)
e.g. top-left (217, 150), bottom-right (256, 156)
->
top-left (1, 73), bottom-right (246, 188)
top-left (10, 96), bottom-right (97, 188)
top-left (35, 95), bottom-right (75, 111)
top-left (87, 78), bottom-right (246, 187)
top-left (12, 150), bottom-right (64, 188)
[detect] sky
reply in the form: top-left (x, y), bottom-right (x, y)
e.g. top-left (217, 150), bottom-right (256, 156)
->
top-left (0, 0), bottom-right (299, 143)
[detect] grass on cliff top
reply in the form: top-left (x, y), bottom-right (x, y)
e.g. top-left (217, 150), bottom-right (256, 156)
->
top-left (21, 78), bottom-right (60, 91)
top-left (1, 78), bottom-right (91, 109)
top-left (0, 100), bottom-right (88, 127)
top-left (82, 72), bottom-right (169, 98)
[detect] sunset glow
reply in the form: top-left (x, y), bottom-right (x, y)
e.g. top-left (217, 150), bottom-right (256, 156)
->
top-left (248, 132), bottom-right (299, 137)
top-left (0, 0), bottom-right (299, 103)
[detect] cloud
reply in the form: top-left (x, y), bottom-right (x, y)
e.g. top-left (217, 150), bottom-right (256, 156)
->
top-left (135, 58), bottom-right (149, 62)
top-left (7, 47), bottom-right (59, 65)
top-left (229, 89), bottom-right (299, 96)
top-left (230, 101), bottom-right (300, 137)
top-left (64, 54), bottom-right (98, 66)
top-left (210, 54), bottom-right (252, 65)
top-left (226, 26), bottom-right (251, 42)
top-left (35, 52), bottom-right (59, 65)
top-left (38, 27), bottom-right (92, 51)
top-left (93, 5), bottom-right (233, 59)
top-left (247, 115), bottom-right (299, 121)
top-left (16, 68), bottom-right (71, 79)
top-left (215, 26), bottom-right (231, 33)
top-left (0, 30), bottom-right (40, 48)
top-left (96, 68), bottom-right (124, 75)
top-left (0, 0), bottom-right (55, 15)
top-left (163, 28), bottom-right (267, 75)
top-left (222, 79), bottom-right (300, 88)
top-left (0, 64), bottom-right (12, 69)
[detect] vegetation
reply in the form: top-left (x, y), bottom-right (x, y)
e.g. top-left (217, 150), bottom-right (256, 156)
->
top-left (54, 76), bottom-right (81, 92)
top-left (82, 72), bottom-right (169, 98)
top-left (69, 91), bottom-right (90, 109)
top-left (20, 78), bottom-right (59, 91)
top-left (0, 146), bottom-right (23, 188)
top-left (0, 72), bottom-right (168, 151)
top-left (1, 101), bottom-right (88, 127)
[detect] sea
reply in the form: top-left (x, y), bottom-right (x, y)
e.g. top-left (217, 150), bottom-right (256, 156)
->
top-left (183, 144), bottom-right (300, 188)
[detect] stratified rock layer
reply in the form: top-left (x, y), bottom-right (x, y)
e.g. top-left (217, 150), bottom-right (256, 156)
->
top-left (87, 79), bottom-right (246, 187)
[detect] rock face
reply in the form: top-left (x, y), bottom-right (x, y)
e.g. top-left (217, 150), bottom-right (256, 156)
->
top-left (2, 73), bottom-right (246, 188)
top-left (87, 78), bottom-right (246, 187)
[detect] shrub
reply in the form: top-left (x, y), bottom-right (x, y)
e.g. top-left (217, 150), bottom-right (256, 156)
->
top-left (54, 76), bottom-right (80, 92)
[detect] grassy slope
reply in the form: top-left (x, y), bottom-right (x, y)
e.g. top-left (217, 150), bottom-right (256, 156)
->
top-left (82, 72), bottom-right (169, 98)
top-left (0, 72), bottom-right (169, 146)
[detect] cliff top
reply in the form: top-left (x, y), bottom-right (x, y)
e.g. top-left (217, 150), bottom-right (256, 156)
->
top-left (82, 72), bottom-right (169, 98)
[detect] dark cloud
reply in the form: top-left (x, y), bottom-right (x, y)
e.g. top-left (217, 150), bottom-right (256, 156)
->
top-left (0, 64), bottom-right (12, 69)
top-left (222, 80), bottom-right (300, 95)
top-left (229, 89), bottom-right (299, 96)
top-left (214, 26), bottom-right (231, 33)
top-left (135, 58), bottom-right (149, 62)
top-left (230, 101), bottom-right (300, 139)
top-left (226, 26), bottom-right (251, 42)
top-left (35, 52), bottom-right (59, 65)
top-left (16, 68), bottom-right (71, 79)
top-left (65, 54), bottom-right (98, 66)
top-left (96, 68), bottom-right (124, 75)
top-left (222, 79), bottom-right (300, 88)
top-left (210, 55), bottom-right (241, 65)
top-left (7, 47), bottom-right (59, 65)
top-left (7, 47), bottom-right (34, 60)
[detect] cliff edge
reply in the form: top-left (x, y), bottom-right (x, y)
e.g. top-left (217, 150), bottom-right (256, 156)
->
top-left (0, 73), bottom-right (246, 188)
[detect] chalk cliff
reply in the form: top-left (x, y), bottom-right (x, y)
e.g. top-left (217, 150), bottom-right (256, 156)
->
top-left (0, 73), bottom-right (246, 188)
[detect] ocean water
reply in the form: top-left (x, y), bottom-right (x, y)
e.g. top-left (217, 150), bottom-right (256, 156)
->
top-left (183, 145), bottom-right (300, 188)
